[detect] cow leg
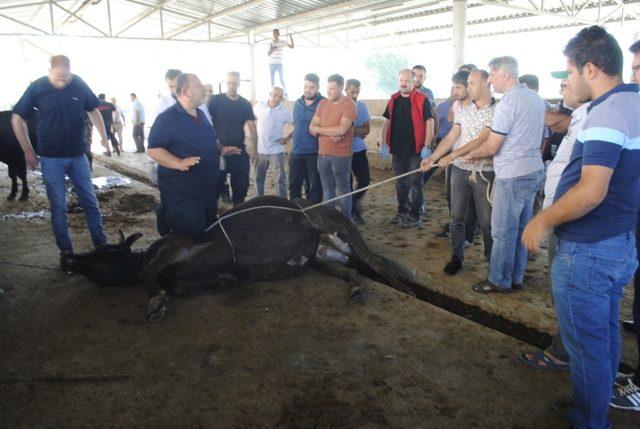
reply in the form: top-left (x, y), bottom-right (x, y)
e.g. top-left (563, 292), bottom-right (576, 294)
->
top-left (7, 165), bottom-right (17, 200)
top-left (18, 170), bottom-right (29, 201)
top-left (312, 259), bottom-right (366, 302)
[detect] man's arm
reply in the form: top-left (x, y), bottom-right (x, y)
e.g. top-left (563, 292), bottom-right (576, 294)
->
top-left (464, 131), bottom-right (506, 160)
top-left (87, 109), bottom-right (110, 151)
top-left (354, 121), bottom-right (370, 138)
top-left (545, 111), bottom-right (571, 133)
top-left (11, 114), bottom-right (38, 170)
top-left (420, 125), bottom-right (461, 170)
top-left (440, 127), bottom-right (491, 166)
top-left (246, 120), bottom-right (258, 162)
top-left (311, 117), bottom-right (352, 137)
top-left (148, 147), bottom-right (200, 171)
top-left (522, 165), bottom-right (613, 252)
top-left (424, 118), bottom-right (434, 149)
top-left (381, 118), bottom-right (389, 146)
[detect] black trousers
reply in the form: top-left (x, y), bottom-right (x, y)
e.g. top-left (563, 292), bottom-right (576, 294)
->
top-left (391, 154), bottom-right (422, 218)
top-left (106, 128), bottom-right (119, 152)
top-left (158, 192), bottom-right (217, 241)
top-left (216, 151), bottom-right (250, 206)
top-left (288, 153), bottom-right (322, 203)
top-left (350, 150), bottom-right (371, 214)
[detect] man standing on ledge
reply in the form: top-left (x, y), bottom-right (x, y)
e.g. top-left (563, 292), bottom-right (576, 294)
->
top-left (268, 29), bottom-right (294, 94)
top-left (148, 73), bottom-right (221, 241)
top-left (12, 55), bottom-right (109, 272)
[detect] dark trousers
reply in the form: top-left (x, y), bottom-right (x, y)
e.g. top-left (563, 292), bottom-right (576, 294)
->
top-left (288, 153), bottom-right (322, 203)
top-left (159, 192), bottom-right (217, 241)
top-left (106, 128), bottom-right (119, 152)
top-left (350, 150), bottom-right (371, 214)
top-left (634, 224), bottom-right (640, 384)
top-left (133, 123), bottom-right (145, 152)
top-left (216, 151), bottom-right (250, 206)
top-left (445, 163), bottom-right (477, 242)
top-left (391, 154), bottom-right (422, 219)
top-left (450, 166), bottom-right (493, 261)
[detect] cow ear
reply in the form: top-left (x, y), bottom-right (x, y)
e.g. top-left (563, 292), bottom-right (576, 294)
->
top-left (123, 233), bottom-right (143, 250)
top-left (118, 229), bottom-right (125, 244)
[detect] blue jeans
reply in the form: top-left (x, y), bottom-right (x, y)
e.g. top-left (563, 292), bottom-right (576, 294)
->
top-left (317, 154), bottom-right (352, 220)
top-left (40, 155), bottom-right (106, 252)
top-left (269, 63), bottom-right (286, 92)
top-left (255, 152), bottom-right (287, 198)
top-left (552, 232), bottom-right (638, 429)
top-left (488, 169), bottom-right (544, 288)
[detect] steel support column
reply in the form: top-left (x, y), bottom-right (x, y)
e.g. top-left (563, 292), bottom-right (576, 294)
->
top-left (452, 0), bottom-right (467, 71)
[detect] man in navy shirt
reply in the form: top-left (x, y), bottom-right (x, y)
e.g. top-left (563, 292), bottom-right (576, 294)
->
top-left (523, 27), bottom-right (640, 428)
top-left (11, 55), bottom-right (110, 273)
top-left (148, 73), bottom-right (223, 241)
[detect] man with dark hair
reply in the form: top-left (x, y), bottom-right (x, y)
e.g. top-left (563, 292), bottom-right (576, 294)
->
top-left (288, 73), bottom-right (324, 203)
top-left (345, 78), bottom-right (371, 224)
top-left (148, 73), bottom-right (220, 240)
top-left (422, 69), bottom-right (494, 275)
top-left (310, 74), bottom-right (357, 220)
top-left (11, 55), bottom-right (109, 272)
top-left (130, 92), bottom-right (146, 152)
top-left (156, 68), bottom-right (182, 116)
top-left (466, 56), bottom-right (545, 294)
top-left (611, 37), bottom-right (640, 413)
top-left (412, 65), bottom-right (436, 107)
top-left (208, 71), bottom-right (256, 206)
top-left (268, 29), bottom-right (294, 93)
top-left (382, 69), bottom-right (435, 228)
top-left (522, 26), bottom-right (640, 427)
top-left (459, 64), bottom-right (477, 72)
top-left (97, 93), bottom-right (120, 156)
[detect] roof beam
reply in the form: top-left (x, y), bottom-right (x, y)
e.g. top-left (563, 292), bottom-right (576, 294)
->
top-left (213, 0), bottom-right (409, 41)
top-left (479, 0), bottom-right (599, 24)
top-left (0, 11), bottom-right (50, 34)
top-left (115, 0), bottom-right (174, 37)
top-left (164, 0), bottom-right (267, 40)
top-left (0, 1), bottom-right (49, 11)
top-left (51, 1), bottom-right (108, 36)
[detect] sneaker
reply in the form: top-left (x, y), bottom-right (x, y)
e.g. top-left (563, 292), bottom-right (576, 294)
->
top-left (59, 251), bottom-right (75, 275)
top-left (435, 230), bottom-right (449, 239)
top-left (444, 255), bottom-right (462, 275)
top-left (352, 212), bottom-right (365, 225)
top-left (464, 240), bottom-right (473, 248)
top-left (610, 378), bottom-right (640, 411)
top-left (615, 372), bottom-right (634, 388)
top-left (622, 320), bottom-right (636, 332)
top-left (102, 151), bottom-right (112, 157)
top-left (389, 213), bottom-right (406, 225)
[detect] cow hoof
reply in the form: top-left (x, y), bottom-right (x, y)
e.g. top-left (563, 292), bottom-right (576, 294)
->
top-left (146, 292), bottom-right (169, 322)
top-left (349, 286), bottom-right (366, 304)
top-left (7, 194), bottom-right (16, 201)
top-left (19, 194), bottom-right (29, 201)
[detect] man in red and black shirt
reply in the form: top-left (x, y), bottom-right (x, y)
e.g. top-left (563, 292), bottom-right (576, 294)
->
top-left (97, 93), bottom-right (120, 156)
top-left (382, 68), bottom-right (435, 228)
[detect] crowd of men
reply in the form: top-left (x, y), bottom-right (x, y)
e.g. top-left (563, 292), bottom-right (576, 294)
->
top-left (8, 24), bottom-right (640, 429)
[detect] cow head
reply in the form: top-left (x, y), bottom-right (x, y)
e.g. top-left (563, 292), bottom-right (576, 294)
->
top-left (72, 230), bottom-right (145, 287)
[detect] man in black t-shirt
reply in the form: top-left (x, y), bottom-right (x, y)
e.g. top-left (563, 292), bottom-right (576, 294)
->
top-left (382, 69), bottom-right (434, 228)
top-left (97, 93), bottom-right (120, 155)
top-left (208, 71), bottom-right (257, 206)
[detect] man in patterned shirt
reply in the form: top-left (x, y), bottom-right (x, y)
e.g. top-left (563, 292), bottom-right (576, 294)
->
top-left (421, 69), bottom-right (494, 274)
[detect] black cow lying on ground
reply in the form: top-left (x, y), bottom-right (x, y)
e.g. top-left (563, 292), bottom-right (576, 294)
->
top-left (0, 110), bottom-right (37, 200)
top-left (70, 196), bottom-right (422, 322)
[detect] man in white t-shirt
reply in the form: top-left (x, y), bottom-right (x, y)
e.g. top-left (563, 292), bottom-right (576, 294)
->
top-left (268, 29), bottom-right (294, 94)
top-left (254, 86), bottom-right (293, 198)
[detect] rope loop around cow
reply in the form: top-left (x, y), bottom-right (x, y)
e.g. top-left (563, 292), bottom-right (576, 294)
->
top-left (204, 166), bottom-right (436, 264)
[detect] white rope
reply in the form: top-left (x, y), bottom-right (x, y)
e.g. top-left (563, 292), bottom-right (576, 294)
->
top-left (468, 160), bottom-right (494, 206)
top-left (204, 165), bottom-right (437, 261)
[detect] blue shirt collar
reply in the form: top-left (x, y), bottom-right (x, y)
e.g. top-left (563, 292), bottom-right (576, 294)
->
top-left (587, 83), bottom-right (640, 112)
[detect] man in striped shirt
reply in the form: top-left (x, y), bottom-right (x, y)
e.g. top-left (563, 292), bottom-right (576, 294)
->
top-left (268, 29), bottom-right (294, 94)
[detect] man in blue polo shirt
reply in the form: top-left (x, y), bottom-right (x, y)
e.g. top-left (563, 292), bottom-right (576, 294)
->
top-left (288, 73), bottom-right (324, 203)
top-left (345, 78), bottom-right (371, 224)
top-left (148, 73), bottom-right (222, 241)
top-left (11, 55), bottom-right (110, 273)
top-left (523, 27), bottom-right (640, 429)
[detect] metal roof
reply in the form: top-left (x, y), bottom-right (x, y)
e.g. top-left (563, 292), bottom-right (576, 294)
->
top-left (0, 0), bottom-right (638, 46)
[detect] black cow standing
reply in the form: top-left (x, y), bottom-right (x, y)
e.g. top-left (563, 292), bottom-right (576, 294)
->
top-left (0, 110), bottom-right (38, 201)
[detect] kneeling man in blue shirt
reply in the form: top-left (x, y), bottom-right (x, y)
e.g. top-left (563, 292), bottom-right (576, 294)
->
top-left (148, 73), bottom-right (226, 241)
